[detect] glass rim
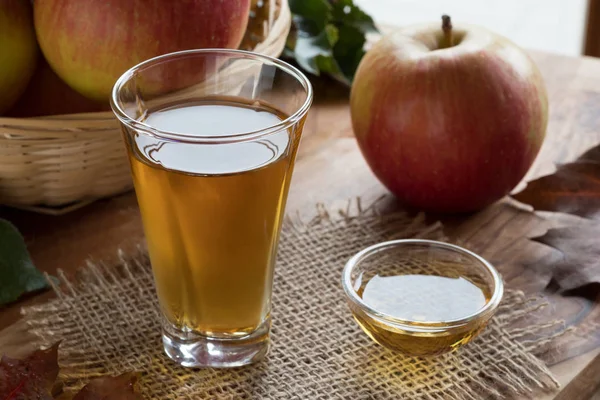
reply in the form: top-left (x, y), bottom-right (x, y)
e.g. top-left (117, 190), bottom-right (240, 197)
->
top-left (341, 239), bottom-right (504, 331)
top-left (110, 48), bottom-right (313, 144)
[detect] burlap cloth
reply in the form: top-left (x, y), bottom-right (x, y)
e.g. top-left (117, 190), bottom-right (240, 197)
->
top-left (23, 203), bottom-right (561, 399)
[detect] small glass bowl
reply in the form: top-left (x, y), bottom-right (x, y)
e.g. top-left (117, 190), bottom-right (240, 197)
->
top-left (342, 239), bottom-right (503, 356)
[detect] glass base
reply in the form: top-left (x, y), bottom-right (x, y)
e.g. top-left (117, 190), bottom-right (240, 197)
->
top-left (162, 318), bottom-right (271, 368)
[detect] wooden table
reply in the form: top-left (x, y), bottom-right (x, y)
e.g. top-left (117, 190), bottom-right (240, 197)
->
top-left (2, 50), bottom-right (600, 399)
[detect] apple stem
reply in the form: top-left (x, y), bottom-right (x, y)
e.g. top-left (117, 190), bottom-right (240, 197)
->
top-left (441, 14), bottom-right (453, 48)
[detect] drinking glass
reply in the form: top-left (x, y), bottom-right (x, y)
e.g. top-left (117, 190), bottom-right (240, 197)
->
top-left (110, 49), bottom-right (313, 368)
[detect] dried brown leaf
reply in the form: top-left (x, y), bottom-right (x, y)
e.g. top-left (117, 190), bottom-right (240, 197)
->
top-left (0, 343), bottom-right (59, 400)
top-left (72, 373), bottom-right (144, 400)
top-left (0, 344), bottom-right (144, 400)
top-left (513, 145), bottom-right (600, 219)
top-left (532, 223), bottom-right (600, 290)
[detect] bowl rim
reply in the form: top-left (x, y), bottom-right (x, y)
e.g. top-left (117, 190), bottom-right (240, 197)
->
top-left (341, 239), bottom-right (504, 331)
top-left (110, 48), bottom-right (313, 145)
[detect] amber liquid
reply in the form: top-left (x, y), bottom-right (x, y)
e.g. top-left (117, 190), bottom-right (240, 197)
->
top-left (353, 273), bottom-right (491, 356)
top-left (126, 98), bottom-right (299, 337)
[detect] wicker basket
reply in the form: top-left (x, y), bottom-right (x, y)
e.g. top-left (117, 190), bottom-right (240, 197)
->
top-left (0, 0), bottom-right (291, 215)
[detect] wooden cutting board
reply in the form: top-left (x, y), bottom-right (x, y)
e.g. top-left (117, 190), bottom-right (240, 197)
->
top-left (2, 50), bottom-right (600, 398)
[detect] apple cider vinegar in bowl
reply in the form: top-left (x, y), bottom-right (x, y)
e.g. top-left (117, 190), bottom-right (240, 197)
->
top-left (342, 240), bottom-right (503, 356)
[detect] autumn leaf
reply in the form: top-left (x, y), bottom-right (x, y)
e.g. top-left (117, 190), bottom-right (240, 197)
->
top-left (512, 144), bottom-right (600, 290)
top-left (1, 344), bottom-right (145, 400)
top-left (513, 144), bottom-right (600, 219)
top-left (72, 373), bottom-right (144, 400)
top-left (531, 223), bottom-right (600, 291)
top-left (0, 343), bottom-right (59, 400)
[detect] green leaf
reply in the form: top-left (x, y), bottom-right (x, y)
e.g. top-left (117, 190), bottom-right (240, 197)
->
top-left (285, 0), bottom-right (377, 85)
top-left (324, 23), bottom-right (339, 45)
top-left (331, 0), bottom-right (378, 34)
top-left (293, 24), bottom-right (339, 75)
top-left (333, 24), bottom-right (367, 82)
top-left (289, 0), bottom-right (332, 33)
top-left (0, 219), bottom-right (49, 305)
top-left (315, 53), bottom-right (346, 83)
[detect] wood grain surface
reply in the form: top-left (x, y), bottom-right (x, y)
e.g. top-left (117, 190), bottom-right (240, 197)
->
top-left (2, 50), bottom-right (600, 398)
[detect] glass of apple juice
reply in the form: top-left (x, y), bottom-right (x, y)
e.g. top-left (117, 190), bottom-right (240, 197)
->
top-left (110, 49), bottom-right (313, 368)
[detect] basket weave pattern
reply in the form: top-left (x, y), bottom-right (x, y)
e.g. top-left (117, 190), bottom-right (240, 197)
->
top-left (0, 0), bottom-right (291, 213)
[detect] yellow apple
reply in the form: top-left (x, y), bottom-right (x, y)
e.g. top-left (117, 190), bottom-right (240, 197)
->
top-left (0, 0), bottom-right (38, 114)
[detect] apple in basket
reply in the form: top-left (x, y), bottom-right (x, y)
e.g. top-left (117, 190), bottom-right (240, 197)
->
top-left (34, 0), bottom-right (251, 102)
top-left (350, 16), bottom-right (548, 213)
top-left (7, 58), bottom-right (109, 117)
top-left (0, 0), bottom-right (38, 114)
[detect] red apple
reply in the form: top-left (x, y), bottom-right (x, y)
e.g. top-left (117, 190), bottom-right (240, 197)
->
top-left (0, 0), bottom-right (38, 114)
top-left (350, 16), bottom-right (548, 213)
top-left (6, 58), bottom-right (109, 117)
top-left (34, 0), bottom-right (251, 102)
